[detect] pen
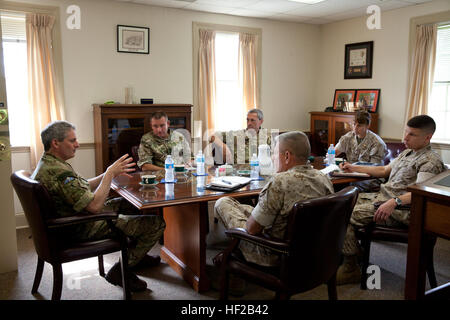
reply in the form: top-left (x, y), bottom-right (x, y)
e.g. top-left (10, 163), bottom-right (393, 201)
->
top-left (221, 179), bottom-right (232, 185)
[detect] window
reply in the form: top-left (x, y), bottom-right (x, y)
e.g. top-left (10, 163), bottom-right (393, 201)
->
top-left (1, 12), bottom-right (30, 147)
top-left (214, 32), bottom-right (243, 132)
top-left (429, 24), bottom-right (450, 142)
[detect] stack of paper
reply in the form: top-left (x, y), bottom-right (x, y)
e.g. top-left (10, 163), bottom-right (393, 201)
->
top-left (320, 164), bottom-right (370, 178)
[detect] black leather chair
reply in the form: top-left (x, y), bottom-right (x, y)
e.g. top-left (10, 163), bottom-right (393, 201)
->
top-left (214, 186), bottom-right (359, 300)
top-left (356, 221), bottom-right (438, 290)
top-left (11, 170), bottom-right (131, 300)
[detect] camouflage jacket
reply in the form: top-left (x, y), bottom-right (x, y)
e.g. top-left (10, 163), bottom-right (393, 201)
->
top-left (252, 165), bottom-right (334, 242)
top-left (380, 145), bottom-right (445, 199)
top-left (137, 130), bottom-right (191, 168)
top-left (218, 128), bottom-right (272, 164)
top-left (335, 130), bottom-right (387, 164)
top-left (31, 153), bottom-right (94, 218)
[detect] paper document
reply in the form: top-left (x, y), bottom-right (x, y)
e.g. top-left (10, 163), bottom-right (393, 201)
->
top-left (320, 164), bottom-right (370, 178)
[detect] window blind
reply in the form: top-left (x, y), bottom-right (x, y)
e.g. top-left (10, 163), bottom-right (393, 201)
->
top-left (1, 13), bottom-right (26, 41)
top-left (434, 24), bottom-right (450, 82)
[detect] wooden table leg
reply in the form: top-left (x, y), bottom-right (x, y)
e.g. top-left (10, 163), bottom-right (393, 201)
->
top-left (160, 202), bottom-right (210, 292)
top-left (405, 193), bottom-right (427, 300)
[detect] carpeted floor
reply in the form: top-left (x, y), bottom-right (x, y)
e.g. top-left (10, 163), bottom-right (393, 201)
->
top-left (1, 221), bottom-right (449, 300)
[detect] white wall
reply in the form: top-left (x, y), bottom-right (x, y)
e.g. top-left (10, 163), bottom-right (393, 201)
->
top-left (315, 0), bottom-right (450, 162)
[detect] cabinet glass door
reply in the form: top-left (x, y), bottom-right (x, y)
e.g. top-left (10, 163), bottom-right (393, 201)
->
top-left (334, 117), bottom-right (353, 145)
top-left (312, 119), bottom-right (329, 156)
top-left (108, 117), bottom-right (144, 167)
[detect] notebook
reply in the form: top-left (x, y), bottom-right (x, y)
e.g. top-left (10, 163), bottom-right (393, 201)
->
top-left (206, 176), bottom-right (252, 192)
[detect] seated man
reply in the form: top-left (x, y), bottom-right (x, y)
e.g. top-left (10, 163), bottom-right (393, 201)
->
top-left (335, 110), bottom-right (387, 191)
top-left (214, 131), bottom-right (334, 267)
top-left (137, 111), bottom-right (191, 171)
top-left (336, 115), bottom-right (445, 285)
top-left (32, 121), bottom-right (166, 292)
top-left (210, 109), bottom-right (272, 165)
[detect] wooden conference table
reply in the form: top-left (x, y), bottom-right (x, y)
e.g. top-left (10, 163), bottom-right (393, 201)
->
top-left (111, 158), bottom-right (367, 292)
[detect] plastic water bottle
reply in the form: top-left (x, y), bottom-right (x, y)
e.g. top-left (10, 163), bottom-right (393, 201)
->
top-left (250, 153), bottom-right (260, 180)
top-left (165, 155), bottom-right (175, 182)
top-left (327, 144), bottom-right (336, 166)
top-left (196, 150), bottom-right (205, 176)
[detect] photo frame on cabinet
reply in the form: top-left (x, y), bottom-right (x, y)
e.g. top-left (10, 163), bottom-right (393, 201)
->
top-left (344, 41), bottom-right (373, 79)
top-left (355, 89), bottom-right (380, 113)
top-left (333, 89), bottom-right (356, 111)
top-left (117, 25), bottom-right (149, 54)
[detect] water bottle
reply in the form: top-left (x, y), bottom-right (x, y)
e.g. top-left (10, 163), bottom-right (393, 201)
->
top-left (196, 150), bottom-right (205, 176)
top-left (327, 144), bottom-right (335, 166)
top-left (165, 155), bottom-right (175, 182)
top-left (250, 153), bottom-right (259, 180)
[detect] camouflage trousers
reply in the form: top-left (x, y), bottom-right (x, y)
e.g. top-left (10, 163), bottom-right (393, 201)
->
top-left (342, 192), bottom-right (410, 256)
top-left (68, 198), bottom-right (165, 267)
top-left (214, 197), bottom-right (280, 267)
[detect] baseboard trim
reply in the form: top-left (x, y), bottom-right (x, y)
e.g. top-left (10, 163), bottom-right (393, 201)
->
top-left (15, 213), bottom-right (28, 229)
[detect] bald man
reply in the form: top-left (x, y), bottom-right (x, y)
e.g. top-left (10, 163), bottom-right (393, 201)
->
top-left (214, 131), bottom-right (334, 267)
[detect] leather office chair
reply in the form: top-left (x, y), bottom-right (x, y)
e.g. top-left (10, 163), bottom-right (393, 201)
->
top-left (356, 221), bottom-right (437, 290)
top-left (214, 186), bottom-right (359, 300)
top-left (11, 170), bottom-right (131, 300)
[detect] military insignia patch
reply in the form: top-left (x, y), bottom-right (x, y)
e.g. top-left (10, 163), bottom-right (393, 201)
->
top-left (64, 177), bottom-right (75, 184)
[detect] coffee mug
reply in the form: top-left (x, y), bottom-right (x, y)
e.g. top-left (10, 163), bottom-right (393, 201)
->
top-left (174, 164), bottom-right (185, 172)
top-left (142, 174), bottom-right (156, 184)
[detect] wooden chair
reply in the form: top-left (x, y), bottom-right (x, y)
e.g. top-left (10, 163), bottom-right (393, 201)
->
top-left (214, 186), bottom-right (359, 300)
top-left (10, 170), bottom-right (131, 300)
top-left (356, 222), bottom-right (438, 290)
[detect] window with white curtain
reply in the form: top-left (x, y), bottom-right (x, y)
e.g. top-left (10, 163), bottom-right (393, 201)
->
top-left (429, 24), bottom-right (450, 142)
top-left (1, 12), bottom-right (30, 147)
top-left (214, 32), bottom-right (243, 132)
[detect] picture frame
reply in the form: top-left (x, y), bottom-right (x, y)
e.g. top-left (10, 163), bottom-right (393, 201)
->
top-left (344, 41), bottom-right (373, 79)
top-left (117, 25), bottom-right (149, 54)
top-left (333, 89), bottom-right (356, 111)
top-left (355, 89), bottom-right (380, 113)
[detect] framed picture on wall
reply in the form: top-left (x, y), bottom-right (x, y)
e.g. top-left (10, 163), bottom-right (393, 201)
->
top-left (333, 89), bottom-right (356, 111)
top-left (344, 41), bottom-right (373, 79)
top-left (117, 25), bottom-right (150, 54)
top-left (355, 89), bottom-right (380, 113)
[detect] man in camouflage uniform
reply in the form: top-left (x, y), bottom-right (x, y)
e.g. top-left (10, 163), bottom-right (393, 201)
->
top-left (214, 131), bottom-right (334, 267)
top-left (335, 110), bottom-right (387, 192)
top-left (32, 121), bottom-right (166, 292)
top-left (337, 115), bottom-right (445, 285)
top-left (209, 109), bottom-right (273, 165)
top-left (137, 111), bottom-right (191, 171)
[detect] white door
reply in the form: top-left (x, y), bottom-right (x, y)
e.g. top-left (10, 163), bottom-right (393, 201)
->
top-left (0, 15), bottom-right (18, 273)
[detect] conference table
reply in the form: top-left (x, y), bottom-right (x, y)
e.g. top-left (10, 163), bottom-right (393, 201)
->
top-left (111, 158), bottom-right (367, 292)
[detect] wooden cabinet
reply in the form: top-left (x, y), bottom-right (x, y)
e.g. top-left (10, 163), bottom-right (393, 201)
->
top-left (93, 103), bottom-right (192, 175)
top-left (310, 111), bottom-right (378, 156)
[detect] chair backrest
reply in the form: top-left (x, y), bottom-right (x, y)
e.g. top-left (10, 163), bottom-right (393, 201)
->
top-left (10, 170), bottom-right (58, 261)
top-left (384, 142), bottom-right (406, 165)
top-left (283, 186), bottom-right (358, 292)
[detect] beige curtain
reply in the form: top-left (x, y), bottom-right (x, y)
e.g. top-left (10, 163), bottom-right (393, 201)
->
top-left (239, 32), bottom-right (259, 126)
top-left (26, 13), bottom-right (65, 168)
top-left (198, 29), bottom-right (216, 133)
top-left (405, 24), bottom-right (437, 122)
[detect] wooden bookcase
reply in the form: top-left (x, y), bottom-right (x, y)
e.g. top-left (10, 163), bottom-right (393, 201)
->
top-left (93, 103), bottom-right (192, 175)
top-left (310, 111), bottom-right (378, 156)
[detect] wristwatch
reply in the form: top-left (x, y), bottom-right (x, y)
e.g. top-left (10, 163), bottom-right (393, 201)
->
top-left (394, 197), bottom-right (402, 207)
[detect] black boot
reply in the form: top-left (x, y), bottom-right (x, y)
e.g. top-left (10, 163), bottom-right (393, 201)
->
top-left (105, 262), bottom-right (147, 292)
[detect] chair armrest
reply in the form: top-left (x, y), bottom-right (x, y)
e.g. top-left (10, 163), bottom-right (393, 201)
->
top-left (225, 228), bottom-right (289, 254)
top-left (47, 211), bottom-right (118, 228)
